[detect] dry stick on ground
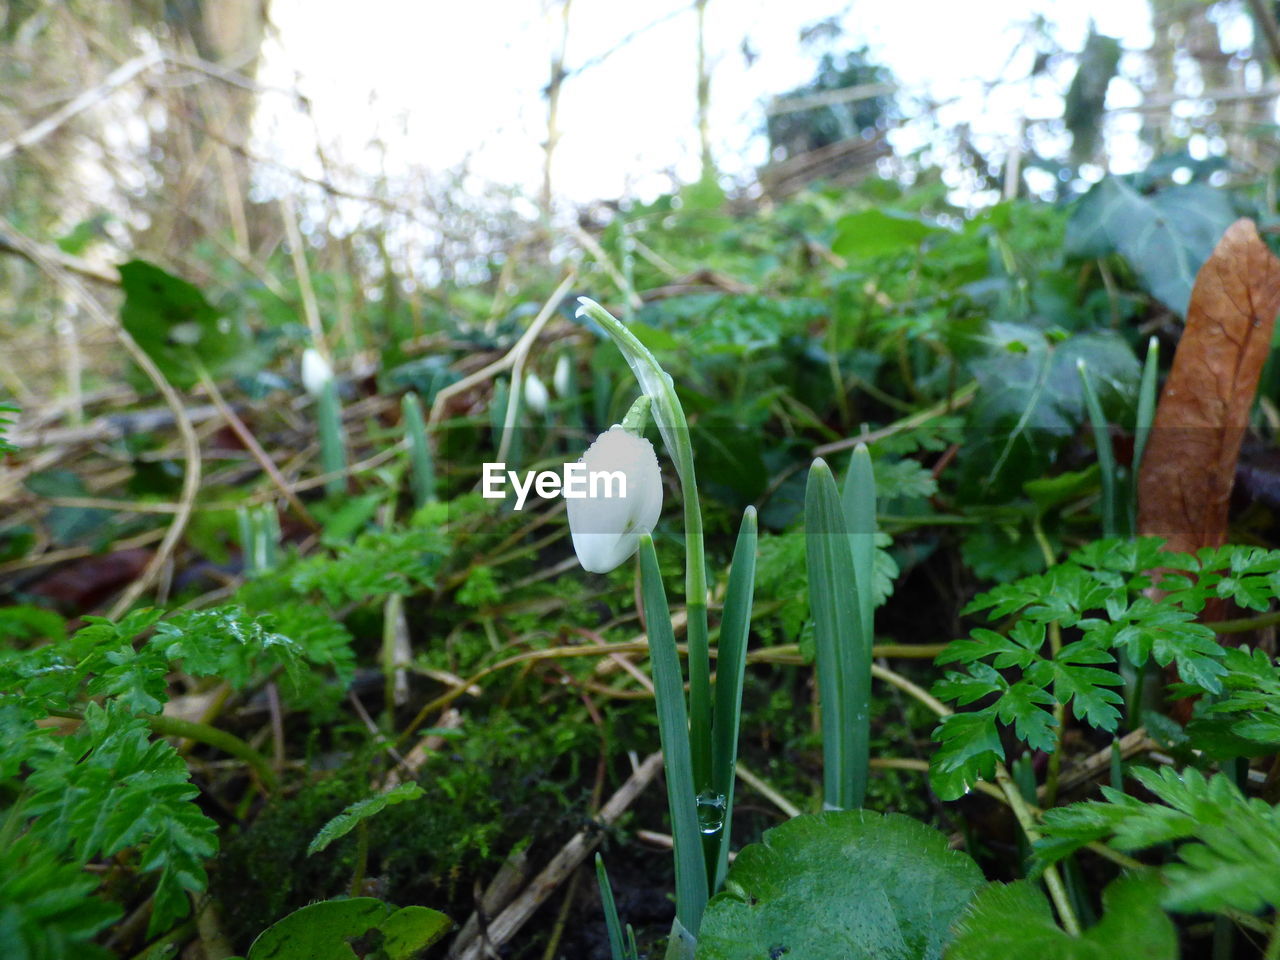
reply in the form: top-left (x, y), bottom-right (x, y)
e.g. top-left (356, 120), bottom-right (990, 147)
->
top-left (0, 218), bottom-right (120, 286)
top-left (0, 216), bottom-right (202, 618)
top-left (196, 368), bottom-right (320, 531)
top-left (812, 380), bottom-right (979, 458)
top-left (279, 192), bottom-right (331, 356)
top-left (428, 271), bottom-right (577, 428)
top-left (447, 848), bottom-right (532, 959)
top-left (454, 751), bottom-right (663, 960)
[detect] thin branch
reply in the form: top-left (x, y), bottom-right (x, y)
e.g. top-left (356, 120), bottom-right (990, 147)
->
top-left (0, 49), bottom-right (161, 161)
top-left (0, 216), bottom-right (202, 618)
top-left (428, 271), bottom-right (576, 428)
top-left (454, 752), bottom-right (663, 960)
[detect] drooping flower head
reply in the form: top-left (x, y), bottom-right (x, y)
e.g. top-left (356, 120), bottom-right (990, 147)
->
top-left (567, 423), bottom-right (662, 573)
top-left (523, 371), bottom-right (550, 414)
top-left (301, 347), bottom-right (333, 398)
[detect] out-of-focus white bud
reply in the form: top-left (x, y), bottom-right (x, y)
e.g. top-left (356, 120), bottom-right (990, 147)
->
top-left (301, 348), bottom-right (333, 398)
top-left (567, 425), bottom-right (662, 573)
top-left (553, 353), bottom-right (573, 398)
top-left (523, 371), bottom-right (549, 415)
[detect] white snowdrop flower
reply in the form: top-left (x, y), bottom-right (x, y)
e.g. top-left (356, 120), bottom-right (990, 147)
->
top-left (301, 348), bottom-right (333, 398)
top-left (523, 371), bottom-right (550, 414)
top-left (567, 425), bottom-right (663, 573)
top-left (553, 353), bottom-right (573, 398)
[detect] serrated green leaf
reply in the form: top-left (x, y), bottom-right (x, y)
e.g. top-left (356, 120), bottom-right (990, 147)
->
top-left (947, 875), bottom-right (1177, 959)
top-left (307, 783), bottom-right (426, 856)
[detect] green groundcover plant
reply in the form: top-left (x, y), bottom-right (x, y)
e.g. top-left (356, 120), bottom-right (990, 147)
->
top-left (6, 159), bottom-right (1280, 960)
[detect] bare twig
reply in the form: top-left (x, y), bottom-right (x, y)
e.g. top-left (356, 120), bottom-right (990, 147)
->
top-left (428, 271), bottom-right (576, 428)
top-left (0, 215), bottom-right (201, 617)
top-left (196, 367), bottom-right (319, 531)
top-left (567, 223), bottom-right (641, 310)
top-left (454, 752), bottom-right (663, 960)
top-left (0, 49), bottom-right (161, 161)
top-left (279, 193), bottom-right (328, 356)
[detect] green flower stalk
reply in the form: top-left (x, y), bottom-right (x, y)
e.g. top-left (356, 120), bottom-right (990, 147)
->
top-left (401, 392), bottom-right (436, 507)
top-left (805, 458), bottom-right (867, 810)
top-left (571, 298), bottom-right (758, 951)
top-left (574, 297), bottom-right (712, 788)
top-left (303, 347), bottom-right (347, 497)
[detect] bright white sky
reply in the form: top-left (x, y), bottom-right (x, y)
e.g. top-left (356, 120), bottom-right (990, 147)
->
top-left (254, 0), bottom-right (1177, 207)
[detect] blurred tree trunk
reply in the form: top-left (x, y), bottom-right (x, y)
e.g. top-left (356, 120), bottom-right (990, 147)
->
top-left (1145, 0), bottom-right (1274, 170)
top-left (696, 0), bottom-right (714, 181)
top-left (134, 0), bottom-right (271, 259)
top-left (542, 0), bottom-right (572, 223)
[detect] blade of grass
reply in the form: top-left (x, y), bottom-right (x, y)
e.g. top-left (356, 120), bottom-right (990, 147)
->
top-left (638, 535), bottom-right (708, 936)
top-left (709, 506), bottom-right (757, 890)
top-left (595, 854), bottom-right (628, 960)
top-left (1076, 359), bottom-right (1117, 538)
top-left (402, 392), bottom-right (437, 507)
top-left (841, 442), bottom-right (876, 661)
top-left (1132, 334), bottom-right (1159, 528)
top-left (318, 379), bottom-right (348, 497)
top-left (236, 507), bottom-right (255, 576)
top-left (805, 458), bottom-right (866, 810)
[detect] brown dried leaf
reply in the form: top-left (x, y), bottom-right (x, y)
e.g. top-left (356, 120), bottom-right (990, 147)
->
top-left (1138, 218), bottom-right (1280, 554)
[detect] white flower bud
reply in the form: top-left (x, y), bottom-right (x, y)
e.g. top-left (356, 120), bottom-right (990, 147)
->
top-left (301, 348), bottom-right (333, 398)
top-left (553, 353), bottom-right (573, 398)
top-left (567, 425), bottom-right (663, 573)
top-left (523, 371), bottom-right (549, 414)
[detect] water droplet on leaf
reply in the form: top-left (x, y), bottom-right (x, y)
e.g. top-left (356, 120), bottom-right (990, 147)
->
top-left (696, 790), bottom-right (727, 836)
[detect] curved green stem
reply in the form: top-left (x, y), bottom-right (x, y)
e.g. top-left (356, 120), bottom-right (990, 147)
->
top-left (994, 763), bottom-right (1080, 935)
top-left (146, 713), bottom-right (279, 791)
top-left (576, 298), bottom-right (710, 788)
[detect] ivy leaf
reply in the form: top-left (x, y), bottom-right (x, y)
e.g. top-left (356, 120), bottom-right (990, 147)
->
top-left (1065, 177), bottom-right (1237, 316)
top-left (120, 260), bottom-right (246, 389)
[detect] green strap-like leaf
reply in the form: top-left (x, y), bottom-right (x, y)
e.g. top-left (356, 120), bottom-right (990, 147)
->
top-left (1077, 359), bottom-right (1117, 538)
top-left (577, 297), bottom-right (712, 793)
top-left (639, 535), bottom-right (709, 936)
top-left (402, 391), bottom-right (436, 507)
top-left (596, 854), bottom-right (629, 960)
top-left (806, 459), bottom-right (866, 810)
top-left (842, 443), bottom-right (876, 658)
top-left (710, 507), bottom-right (758, 890)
